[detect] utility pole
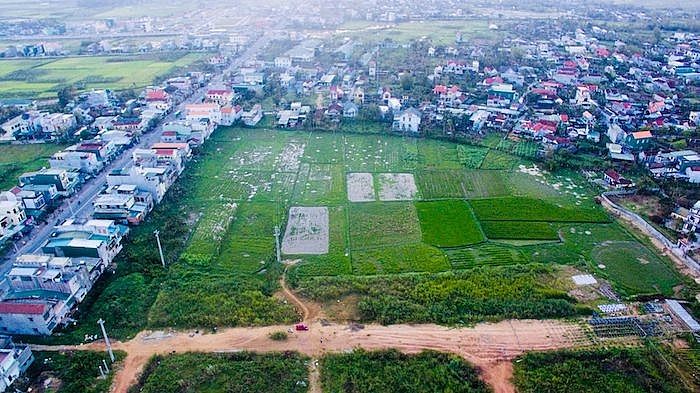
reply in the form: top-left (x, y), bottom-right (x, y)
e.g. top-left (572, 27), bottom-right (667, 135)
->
top-left (97, 318), bottom-right (115, 363)
top-left (153, 230), bottom-right (166, 268)
top-left (274, 226), bottom-right (281, 264)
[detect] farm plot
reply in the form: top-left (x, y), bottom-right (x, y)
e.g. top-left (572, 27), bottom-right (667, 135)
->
top-left (351, 243), bottom-right (450, 274)
top-left (377, 173), bottom-right (419, 201)
top-left (480, 149), bottom-right (523, 170)
top-left (416, 170), bottom-right (509, 199)
top-left (444, 243), bottom-right (528, 269)
top-left (591, 241), bottom-right (681, 296)
top-left (416, 200), bottom-right (485, 247)
top-left (281, 206), bottom-right (329, 255)
top-left (343, 135), bottom-right (417, 172)
top-left (0, 54), bottom-right (205, 98)
top-left (292, 163), bottom-right (345, 204)
top-left (417, 139), bottom-right (463, 170)
top-left (349, 202), bottom-right (422, 249)
top-left (469, 197), bottom-right (610, 223)
top-left (301, 133), bottom-right (343, 164)
top-left (274, 142), bottom-right (305, 172)
top-left (216, 202), bottom-right (283, 274)
top-left (481, 221), bottom-right (558, 241)
top-left (456, 144), bottom-right (489, 168)
top-left (193, 171), bottom-right (296, 202)
top-left (347, 172), bottom-right (375, 202)
top-left (181, 203), bottom-right (237, 265)
top-left (289, 206), bottom-right (352, 276)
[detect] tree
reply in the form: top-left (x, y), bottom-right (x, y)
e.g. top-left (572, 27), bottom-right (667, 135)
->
top-left (57, 85), bottom-right (75, 110)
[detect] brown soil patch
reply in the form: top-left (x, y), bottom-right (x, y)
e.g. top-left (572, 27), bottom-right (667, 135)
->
top-left (322, 294), bottom-right (360, 321)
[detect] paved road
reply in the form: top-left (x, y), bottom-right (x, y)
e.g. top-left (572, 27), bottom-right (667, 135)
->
top-left (0, 31), bottom-right (271, 278)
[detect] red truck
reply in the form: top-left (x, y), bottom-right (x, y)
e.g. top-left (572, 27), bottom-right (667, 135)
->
top-left (295, 324), bottom-right (309, 331)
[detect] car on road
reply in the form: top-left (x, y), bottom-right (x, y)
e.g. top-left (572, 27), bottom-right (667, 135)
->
top-left (295, 324), bottom-right (309, 331)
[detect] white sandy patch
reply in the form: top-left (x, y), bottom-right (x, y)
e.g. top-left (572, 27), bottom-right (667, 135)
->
top-left (281, 206), bottom-right (329, 254)
top-left (377, 173), bottom-right (419, 201)
top-left (347, 172), bottom-right (375, 202)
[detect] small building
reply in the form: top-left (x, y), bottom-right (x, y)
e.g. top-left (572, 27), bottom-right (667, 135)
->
top-left (604, 169), bottom-right (634, 188)
top-left (0, 299), bottom-right (71, 336)
top-left (392, 108), bottom-right (422, 134)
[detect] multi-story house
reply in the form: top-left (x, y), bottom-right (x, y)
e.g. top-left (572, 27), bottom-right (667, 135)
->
top-left (0, 335), bottom-right (33, 390)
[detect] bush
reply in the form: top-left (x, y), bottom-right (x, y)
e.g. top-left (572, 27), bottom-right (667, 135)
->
top-left (269, 331), bottom-right (288, 341)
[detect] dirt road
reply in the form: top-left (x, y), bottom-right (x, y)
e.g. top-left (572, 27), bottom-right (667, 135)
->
top-left (33, 319), bottom-right (590, 393)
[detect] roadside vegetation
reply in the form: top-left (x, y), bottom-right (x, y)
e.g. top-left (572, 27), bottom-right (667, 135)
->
top-left (320, 349), bottom-right (491, 393)
top-left (128, 352), bottom-right (309, 393)
top-left (513, 347), bottom-right (697, 393)
top-left (291, 264), bottom-right (587, 325)
top-left (17, 350), bottom-right (125, 393)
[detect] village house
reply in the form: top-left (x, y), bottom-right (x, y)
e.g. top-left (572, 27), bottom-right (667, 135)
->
top-left (7, 253), bottom-right (105, 305)
top-left (0, 195), bottom-right (27, 243)
top-left (0, 335), bottom-right (33, 391)
top-left (49, 151), bottom-right (102, 174)
top-left (19, 168), bottom-right (79, 197)
top-left (393, 108), bottom-right (422, 133)
top-left (206, 89), bottom-right (235, 106)
top-left (107, 166), bottom-right (170, 204)
top-left (41, 218), bottom-right (128, 263)
top-left (0, 299), bottom-right (71, 336)
top-left (185, 102), bottom-right (221, 124)
top-left (604, 169), bottom-right (634, 188)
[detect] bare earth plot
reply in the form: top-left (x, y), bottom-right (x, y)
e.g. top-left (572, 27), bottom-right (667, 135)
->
top-left (347, 172), bottom-right (375, 202)
top-left (377, 173), bottom-right (419, 201)
top-left (282, 207), bottom-right (329, 254)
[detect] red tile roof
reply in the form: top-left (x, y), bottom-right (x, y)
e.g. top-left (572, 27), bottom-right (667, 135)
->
top-left (0, 302), bottom-right (46, 315)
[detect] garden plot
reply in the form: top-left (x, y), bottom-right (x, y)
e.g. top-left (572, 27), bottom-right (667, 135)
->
top-left (377, 173), bottom-right (419, 201)
top-left (347, 172), bottom-right (375, 202)
top-left (181, 203), bottom-right (237, 265)
top-left (281, 206), bottom-right (329, 254)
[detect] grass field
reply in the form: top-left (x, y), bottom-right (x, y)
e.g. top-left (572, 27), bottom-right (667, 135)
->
top-left (0, 143), bottom-right (66, 190)
top-left (416, 200), bottom-right (485, 247)
top-left (416, 169), bottom-right (509, 199)
top-left (591, 241), bottom-right (681, 295)
top-left (321, 349), bottom-right (490, 393)
top-left (348, 202), bottom-right (422, 248)
top-left (444, 243), bottom-right (529, 269)
top-left (0, 53), bottom-right (205, 98)
top-left (470, 197), bottom-right (610, 223)
top-left (481, 221), bottom-right (558, 241)
top-left (337, 20), bottom-right (502, 45)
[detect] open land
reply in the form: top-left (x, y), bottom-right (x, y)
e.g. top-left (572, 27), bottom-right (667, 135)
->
top-left (0, 53), bottom-right (206, 98)
top-left (0, 143), bottom-right (67, 190)
top-left (32, 126), bottom-right (698, 392)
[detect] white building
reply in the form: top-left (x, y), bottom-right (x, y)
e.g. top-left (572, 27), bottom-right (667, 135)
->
top-left (0, 335), bottom-right (33, 392)
top-left (393, 108), bottom-right (422, 133)
top-left (49, 151), bottom-right (102, 174)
